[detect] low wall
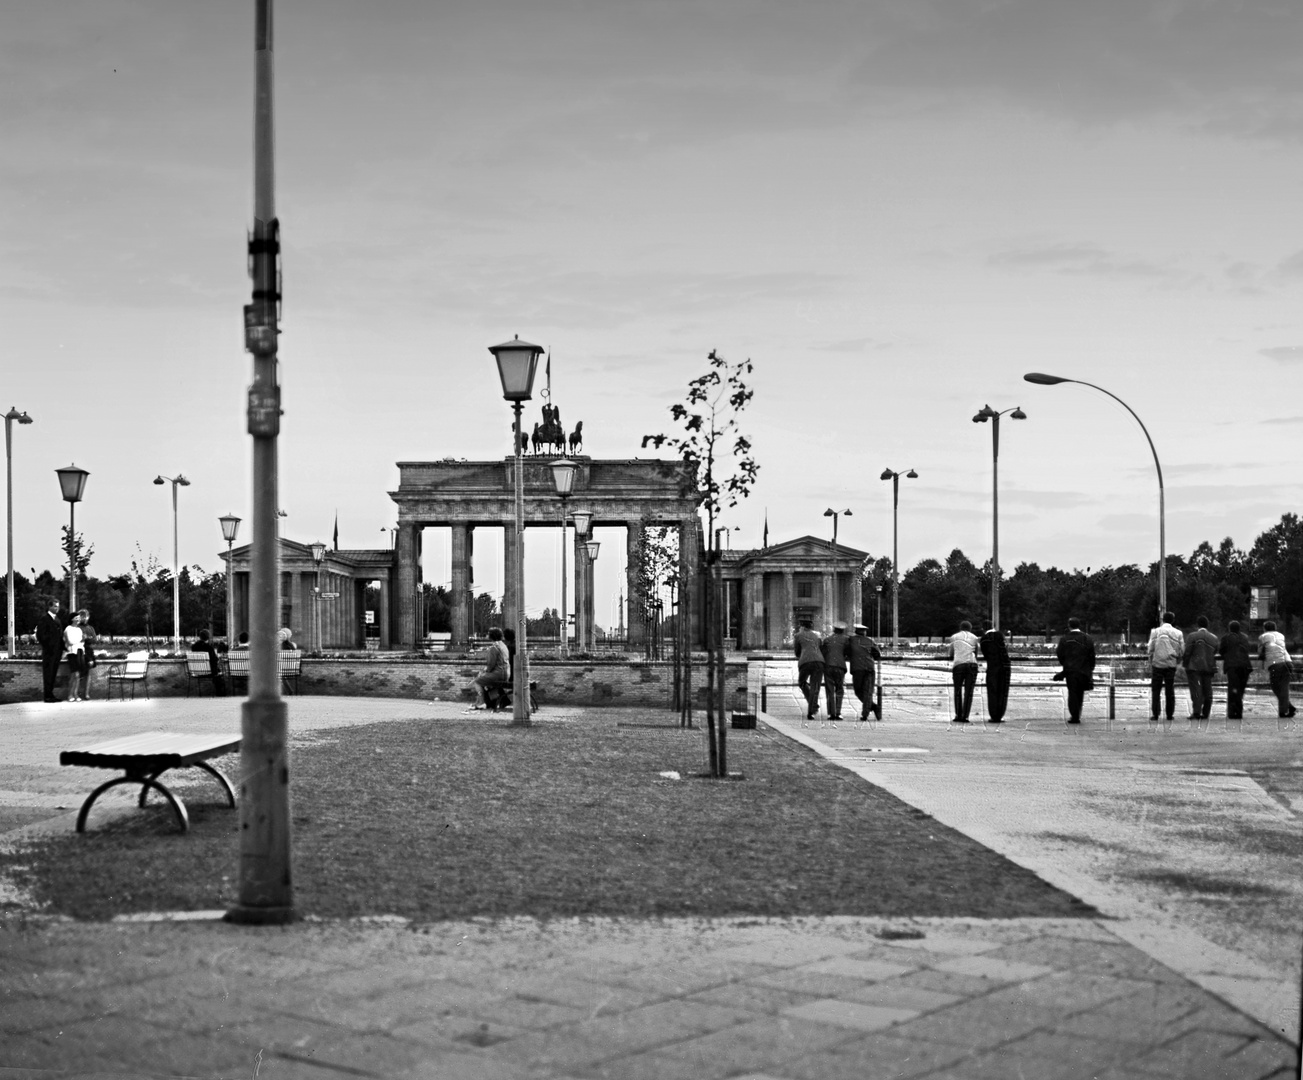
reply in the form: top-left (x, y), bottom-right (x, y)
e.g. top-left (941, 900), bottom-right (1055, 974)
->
top-left (0, 657), bottom-right (749, 709)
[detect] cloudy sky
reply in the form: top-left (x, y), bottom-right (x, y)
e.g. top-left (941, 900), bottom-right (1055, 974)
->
top-left (4, 0), bottom-right (1300, 623)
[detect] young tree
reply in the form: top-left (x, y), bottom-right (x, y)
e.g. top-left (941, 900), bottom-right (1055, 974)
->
top-left (642, 350), bottom-right (758, 777)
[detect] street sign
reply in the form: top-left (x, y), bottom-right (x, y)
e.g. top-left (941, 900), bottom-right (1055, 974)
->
top-left (320, 592), bottom-right (340, 599)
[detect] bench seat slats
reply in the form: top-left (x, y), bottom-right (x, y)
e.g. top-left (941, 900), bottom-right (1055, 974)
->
top-left (60, 733), bottom-right (240, 771)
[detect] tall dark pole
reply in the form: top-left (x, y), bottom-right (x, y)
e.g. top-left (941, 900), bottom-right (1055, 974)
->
top-left (891, 476), bottom-right (899, 645)
top-left (5, 409), bottom-right (32, 657)
top-left (230, 0), bottom-right (292, 924)
top-left (512, 402), bottom-right (530, 724)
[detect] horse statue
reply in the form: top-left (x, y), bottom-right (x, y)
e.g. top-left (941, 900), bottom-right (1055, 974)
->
top-left (518, 428), bottom-right (530, 455)
top-left (531, 423), bottom-right (545, 455)
top-left (568, 420), bottom-right (583, 454)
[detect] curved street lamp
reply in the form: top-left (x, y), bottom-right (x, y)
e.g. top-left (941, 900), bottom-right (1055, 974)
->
top-left (972, 405), bottom-right (1026, 630)
top-left (154, 474), bottom-right (190, 653)
top-left (488, 334), bottom-right (544, 724)
top-left (879, 468), bottom-right (917, 646)
top-left (6, 408), bottom-right (33, 657)
top-left (56, 464), bottom-right (90, 614)
top-left (1024, 373), bottom-right (1165, 616)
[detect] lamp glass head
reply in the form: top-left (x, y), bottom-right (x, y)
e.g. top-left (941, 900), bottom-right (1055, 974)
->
top-left (585, 539), bottom-right (600, 561)
top-left (1023, 372), bottom-right (1068, 385)
top-left (571, 509), bottom-right (592, 537)
top-left (549, 459), bottom-right (577, 496)
top-left (879, 469), bottom-right (893, 481)
top-left (309, 541), bottom-right (326, 563)
top-left (487, 335), bottom-right (544, 401)
top-left (219, 513), bottom-right (242, 543)
top-left (906, 469), bottom-right (918, 478)
top-left (56, 464), bottom-right (89, 503)
top-left (1011, 407), bottom-right (1027, 420)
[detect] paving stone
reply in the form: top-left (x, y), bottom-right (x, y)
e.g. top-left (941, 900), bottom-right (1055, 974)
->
top-left (926, 1046), bottom-right (1101, 1079)
top-left (392, 1049), bottom-right (533, 1080)
top-left (886, 966), bottom-right (1007, 997)
top-left (781, 999), bottom-right (919, 1033)
top-left (784, 1032), bottom-right (972, 1080)
top-left (800, 955), bottom-right (917, 981)
top-left (712, 935), bottom-right (868, 967)
top-left (883, 999), bottom-right (1061, 1051)
top-left (744, 969), bottom-right (878, 998)
top-left (931, 955), bottom-right (1055, 982)
top-left (487, 974), bottom-right (666, 1015)
top-left (686, 981), bottom-right (820, 1015)
top-left (654, 1015), bottom-right (855, 1074)
top-left (439, 992), bottom-right (588, 1031)
top-left (985, 935), bottom-right (1146, 971)
top-left (598, 958), bottom-right (773, 997)
top-left (873, 932), bottom-right (1005, 957)
top-left (1129, 1028), bottom-right (1271, 1077)
top-left (978, 970), bottom-right (1156, 1011)
top-left (0, 993), bottom-right (103, 1034)
top-left (840, 981), bottom-right (963, 1014)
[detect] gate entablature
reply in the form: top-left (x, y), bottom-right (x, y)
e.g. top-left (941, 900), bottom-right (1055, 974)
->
top-left (388, 457), bottom-right (701, 648)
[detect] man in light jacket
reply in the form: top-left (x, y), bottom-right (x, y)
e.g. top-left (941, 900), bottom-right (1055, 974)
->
top-left (1147, 612), bottom-right (1184, 722)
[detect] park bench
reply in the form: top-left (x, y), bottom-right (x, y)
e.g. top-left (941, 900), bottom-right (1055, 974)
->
top-left (224, 650), bottom-right (301, 695)
top-left (60, 732), bottom-right (241, 832)
top-left (184, 651), bottom-right (220, 696)
top-left (106, 650), bottom-right (150, 700)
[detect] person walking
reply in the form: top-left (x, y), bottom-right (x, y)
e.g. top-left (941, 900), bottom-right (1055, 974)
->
top-left (821, 622), bottom-right (850, 726)
top-left (979, 622), bottom-right (1012, 723)
top-left (1182, 616), bottom-right (1219, 720)
top-left (1218, 620), bottom-right (1253, 721)
top-left (35, 598), bottom-right (63, 703)
top-left (793, 616), bottom-right (825, 726)
top-left (847, 623), bottom-right (881, 722)
top-left (1259, 621), bottom-right (1296, 719)
top-left (62, 610), bottom-right (87, 702)
top-left (189, 628), bottom-right (228, 696)
top-left (1056, 616), bottom-right (1096, 724)
top-left (948, 620), bottom-right (980, 723)
top-left (1147, 611), bottom-right (1184, 722)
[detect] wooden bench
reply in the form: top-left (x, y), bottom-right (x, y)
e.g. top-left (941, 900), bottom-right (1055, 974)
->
top-left (106, 650), bottom-right (150, 700)
top-left (60, 732), bottom-right (241, 833)
top-left (184, 651), bottom-right (220, 696)
top-left (223, 650), bottom-right (301, 695)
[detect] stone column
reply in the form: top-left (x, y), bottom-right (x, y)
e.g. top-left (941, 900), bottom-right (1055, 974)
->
top-left (821, 572), bottom-right (833, 629)
top-left (450, 523), bottom-right (470, 647)
top-left (395, 523), bottom-right (417, 648)
top-left (502, 521), bottom-right (519, 634)
top-left (379, 576), bottom-right (391, 650)
top-left (573, 527), bottom-right (587, 652)
top-left (625, 519), bottom-right (645, 648)
top-left (850, 571), bottom-right (863, 630)
top-left (679, 516), bottom-right (701, 649)
top-left (782, 570), bottom-right (794, 643)
top-left (743, 572), bottom-right (763, 650)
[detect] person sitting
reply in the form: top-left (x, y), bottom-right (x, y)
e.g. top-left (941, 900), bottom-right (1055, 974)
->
top-left (471, 627), bottom-right (511, 710)
top-left (189, 628), bottom-right (228, 696)
top-left (277, 627), bottom-right (296, 650)
top-left (229, 632), bottom-right (250, 651)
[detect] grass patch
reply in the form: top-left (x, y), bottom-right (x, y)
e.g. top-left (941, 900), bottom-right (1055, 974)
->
top-left (0, 713), bottom-right (1095, 922)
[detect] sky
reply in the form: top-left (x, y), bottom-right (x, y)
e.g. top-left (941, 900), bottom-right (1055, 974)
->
top-left (3, 0), bottom-right (1301, 625)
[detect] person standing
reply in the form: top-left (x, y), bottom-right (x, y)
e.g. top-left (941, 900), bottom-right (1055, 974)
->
top-left (821, 622), bottom-right (850, 726)
top-left (1147, 612), bottom-right (1184, 722)
top-left (1056, 616), bottom-right (1096, 724)
top-left (78, 609), bottom-right (98, 700)
top-left (793, 616), bottom-right (825, 725)
top-left (948, 620), bottom-right (980, 723)
top-left (189, 628), bottom-right (228, 696)
top-left (62, 610), bottom-right (87, 702)
top-left (1182, 616), bottom-right (1219, 720)
top-left (35, 598), bottom-right (63, 703)
top-left (847, 623), bottom-right (881, 722)
top-left (1259, 621), bottom-right (1296, 719)
top-left (979, 622), bottom-right (1012, 723)
top-left (1218, 620), bottom-right (1253, 721)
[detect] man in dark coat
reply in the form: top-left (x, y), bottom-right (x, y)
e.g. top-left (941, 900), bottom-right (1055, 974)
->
top-left (189, 629), bottom-right (228, 696)
top-left (847, 624), bottom-right (881, 721)
top-left (820, 623), bottom-right (850, 725)
top-left (1182, 616), bottom-right (1219, 720)
top-left (979, 623), bottom-right (1012, 723)
top-left (1056, 617), bottom-right (1096, 724)
top-left (1217, 620), bottom-right (1253, 721)
top-left (35, 598), bottom-right (64, 703)
top-left (793, 617), bottom-right (824, 725)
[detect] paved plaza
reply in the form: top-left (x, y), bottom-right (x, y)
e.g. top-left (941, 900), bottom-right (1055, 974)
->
top-left (0, 686), bottom-right (1299, 1079)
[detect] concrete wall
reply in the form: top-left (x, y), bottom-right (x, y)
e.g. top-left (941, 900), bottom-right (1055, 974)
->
top-left (0, 658), bottom-right (749, 709)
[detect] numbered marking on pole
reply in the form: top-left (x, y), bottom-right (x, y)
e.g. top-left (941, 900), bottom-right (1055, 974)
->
top-left (247, 386), bottom-right (281, 437)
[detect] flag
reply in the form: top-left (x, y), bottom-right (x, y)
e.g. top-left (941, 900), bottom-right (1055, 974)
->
top-left (545, 351), bottom-right (552, 396)
top-left (763, 510), bottom-right (769, 549)
top-left (332, 512), bottom-right (339, 551)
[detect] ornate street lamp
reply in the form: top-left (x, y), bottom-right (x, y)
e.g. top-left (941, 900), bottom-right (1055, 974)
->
top-left (1024, 373), bottom-right (1166, 616)
top-left (549, 460), bottom-right (577, 657)
top-left (309, 540), bottom-right (326, 654)
top-left (55, 464), bottom-right (90, 614)
top-left (584, 538), bottom-right (600, 653)
top-left (219, 514), bottom-right (241, 645)
top-left (972, 405), bottom-right (1026, 630)
top-left (488, 334), bottom-right (544, 724)
top-left (879, 468), bottom-right (917, 646)
top-left (154, 474), bottom-right (191, 653)
top-left (5, 408), bottom-right (33, 657)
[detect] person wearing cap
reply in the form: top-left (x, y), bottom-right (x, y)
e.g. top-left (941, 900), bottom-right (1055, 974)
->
top-left (847, 623), bottom-right (881, 721)
top-left (948, 620), bottom-right (981, 722)
top-left (979, 622), bottom-right (1011, 723)
top-left (820, 622), bottom-right (850, 726)
top-left (793, 616), bottom-right (824, 725)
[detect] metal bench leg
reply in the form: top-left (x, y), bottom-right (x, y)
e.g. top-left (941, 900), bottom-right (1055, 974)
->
top-left (193, 761), bottom-right (237, 808)
top-left (77, 776), bottom-right (190, 832)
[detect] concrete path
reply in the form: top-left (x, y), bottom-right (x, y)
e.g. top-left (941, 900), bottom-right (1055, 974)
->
top-left (0, 693), bottom-right (1297, 1079)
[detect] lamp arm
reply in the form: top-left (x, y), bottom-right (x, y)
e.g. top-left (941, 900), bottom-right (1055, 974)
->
top-left (1067, 379), bottom-right (1164, 495)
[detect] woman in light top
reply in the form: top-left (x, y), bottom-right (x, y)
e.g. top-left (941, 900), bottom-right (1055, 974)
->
top-left (62, 610), bottom-right (87, 702)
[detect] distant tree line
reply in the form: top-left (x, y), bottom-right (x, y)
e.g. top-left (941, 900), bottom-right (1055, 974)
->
top-left (860, 513), bottom-right (1303, 640)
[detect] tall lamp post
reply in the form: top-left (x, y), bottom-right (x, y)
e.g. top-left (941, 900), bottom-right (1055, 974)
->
top-left (154, 474), bottom-right (190, 653)
top-left (549, 460), bottom-right (577, 656)
top-left (309, 541), bottom-right (326, 653)
top-left (55, 464), bottom-right (90, 614)
top-left (219, 514), bottom-right (241, 645)
top-left (875, 583), bottom-right (882, 640)
top-left (584, 538), bottom-right (600, 652)
top-left (1024, 373), bottom-right (1166, 616)
top-left (571, 509), bottom-right (592, 654)
top-left (5, 408), bottom-right (32, 657)
top-left (488, 335), bottom-right (544, 725)
top-left (879, 468), bottom-right (917, 647)
top-left (971, 405), bottom-right (1026, 630)
top-left (823, 507), bottom-right (851, 550)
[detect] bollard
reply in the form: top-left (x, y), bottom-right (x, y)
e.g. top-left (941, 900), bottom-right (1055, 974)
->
top-left (761, 684), bottom-right (767, 713)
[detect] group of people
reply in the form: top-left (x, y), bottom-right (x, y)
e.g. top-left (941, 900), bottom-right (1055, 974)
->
top-left (1146, 613), bottom-right (1296, 722)
top-left (948, 619), bottom-right (1026, 723)
top-left (793, 617), bottom-right (882, 726)
top-left (35, 598), bottom-right (96, 703)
